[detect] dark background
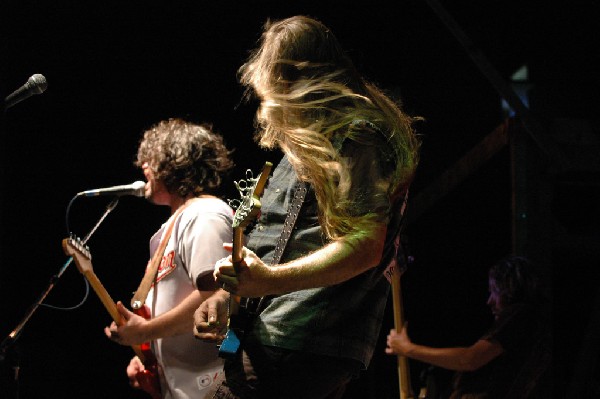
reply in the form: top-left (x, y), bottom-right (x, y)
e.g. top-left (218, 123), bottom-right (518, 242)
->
top-left (1, 1), bottom-right (598, 398)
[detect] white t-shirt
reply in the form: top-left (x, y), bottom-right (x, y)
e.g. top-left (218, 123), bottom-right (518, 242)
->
top-left (147, 198), bottom-right (232, 399)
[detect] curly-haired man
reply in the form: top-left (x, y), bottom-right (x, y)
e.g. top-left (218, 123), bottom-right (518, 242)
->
top-left (104, 118), bottom-right (235, 399)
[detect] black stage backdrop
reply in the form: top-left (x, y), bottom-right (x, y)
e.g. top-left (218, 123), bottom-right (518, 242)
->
top-left (1, 2), bottom-right (598, 398)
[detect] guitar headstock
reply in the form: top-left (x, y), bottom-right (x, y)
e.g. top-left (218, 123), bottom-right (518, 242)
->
top-left (229, 162), bottom-right (273, 230)
top-left (62, 235), bottom-right (93, 274)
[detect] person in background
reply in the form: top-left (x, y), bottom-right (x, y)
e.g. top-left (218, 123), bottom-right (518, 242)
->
top-left (104, 118), bottom-right (234, 399)
top-left (194, 15), bottom-right (421, 399)
top-left (386, 255), bottom-right (552, 398)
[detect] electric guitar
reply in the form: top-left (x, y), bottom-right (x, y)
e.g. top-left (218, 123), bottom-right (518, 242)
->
top-left (62, 236), bottom-right (162, 399)
top-left (218, 161), bottom-right (273, 359)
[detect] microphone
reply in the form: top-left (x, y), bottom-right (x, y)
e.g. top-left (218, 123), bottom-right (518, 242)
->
top-left (77, 181), bottom-right (146, 198)
top-left (3, 74), bottom-right (48, 110)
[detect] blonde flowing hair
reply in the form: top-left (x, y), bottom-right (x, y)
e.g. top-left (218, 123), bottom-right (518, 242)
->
top-left (239, 16), bottom-right (421, 239)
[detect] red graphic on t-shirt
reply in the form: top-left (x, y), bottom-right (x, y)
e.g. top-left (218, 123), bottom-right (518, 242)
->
top-left (155, 250), bottom-right (176, 283)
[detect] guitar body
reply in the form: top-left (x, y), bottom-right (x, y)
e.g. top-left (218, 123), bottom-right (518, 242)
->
top-left (136, 373), bottom-right (161, 399)
top-left (133, 305), bottom-right (162, 399)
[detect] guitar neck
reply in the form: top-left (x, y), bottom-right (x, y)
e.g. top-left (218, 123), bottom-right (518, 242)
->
top-left (81, 269), bottom-right (120, 322)
top-left (392, 269), bottom-right (415, 399)
top-left (232, 228), bottom-right (245, 270)
top-left (81, 269), bottom-right (146, 360)
top-left (227, 227), bottom-right (246, 316)
top-left (218, 162), bottom-right (272, 359)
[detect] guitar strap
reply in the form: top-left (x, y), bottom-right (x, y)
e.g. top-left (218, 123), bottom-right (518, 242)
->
top-left (271, 180), bottom-right (308, 266)
top-left (251, 180), bottom-right (308, 314)
top-left (130, 200), bottom-right (192, 310)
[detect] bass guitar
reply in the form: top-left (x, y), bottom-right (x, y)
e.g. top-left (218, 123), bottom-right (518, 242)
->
top-left (62, 236), bottom-right (162, 399)
top-left (391, 257), bottom-right (415, 399)
top-left (218, 161), bottom-right (272, 359)
top-left (390, 238), bottom-right (428, 399)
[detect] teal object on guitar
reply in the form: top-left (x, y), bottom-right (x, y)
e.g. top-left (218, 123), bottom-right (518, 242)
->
top-left (219, 328), bottom-right (241, 359)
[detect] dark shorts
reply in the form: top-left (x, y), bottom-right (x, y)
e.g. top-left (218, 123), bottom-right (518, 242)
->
top-left (208, 336), bottom-right (362, 399)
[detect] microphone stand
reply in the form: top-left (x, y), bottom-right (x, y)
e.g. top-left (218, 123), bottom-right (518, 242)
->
top-left (0, 197), bottom-right (120, 399)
